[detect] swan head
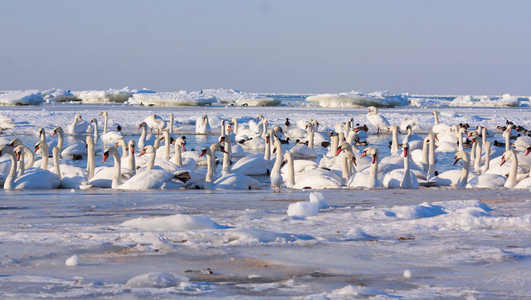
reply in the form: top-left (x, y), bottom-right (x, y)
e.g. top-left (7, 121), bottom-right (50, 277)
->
top-left (52, 126), bottom-right (63, 136)
top-left (139, 145), bottom-right (155, 156)
top-left (199, 147), bottom-right (209, 157)
top-left (38, 127), bottom-right (45, 138)
top-left (526, 146), bottom-right (530, 156)
top-left (34, 140), bottom-right (46, 153)
top-left (176, 137), bottom-right (186, 151)
top-left (453, 151), bottom-right (468, 165)
top-left (128, 140), bottom-right (135, 154)
top-left (102, 147), bottom-right (117, 163)
top-left (0, 145), bottom-right (14, 158)
top-left (8, 138), bottom-right (23, 148)
top-left (500, 150), bottom-right (515, 166)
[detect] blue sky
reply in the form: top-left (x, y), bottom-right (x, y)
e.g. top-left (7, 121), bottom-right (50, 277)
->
top-left (1, 0), bottom-right (530, 95)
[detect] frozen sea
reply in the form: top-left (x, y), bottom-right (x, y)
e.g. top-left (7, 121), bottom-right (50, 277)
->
top-left (0, 96), bottom-right (530, 299)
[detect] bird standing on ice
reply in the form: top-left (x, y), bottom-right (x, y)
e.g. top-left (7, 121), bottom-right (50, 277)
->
top-left (366, 106), bottom-right (390, 134)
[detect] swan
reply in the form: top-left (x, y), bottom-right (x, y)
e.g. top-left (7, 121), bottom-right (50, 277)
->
top-left (366, 106), bottom-right (389, 134)
top-left (290, 131), bottom-right (317, 159)
top-left (99, 111), bottom-right (124, 145)
top-left (143, 114), bottom-right (167, 135)
top-left (348, 147), bottom-right (381, 188)
top-left (401, 125), bottom-right (423, 151)
top-left (89, 118), bottom-right (100, 144)
top-left (436, 126), bottom-right (466, 153)
top-left (382, 143), bottom-right (419, 189)
top-left (231, 131), bottom-right (272, 176)
top-left (33, 139), bottom-right (52, 169)
top-left (200, 143), bottom-right (258, 190)
top-left (270, 139), bottom-right (283, 192)
top-left (196, 115), bottom-right (211, 135)
top-left (138, 121), bottom-right (157, 149)
top-left (67, 114), bottom-right (91, 134)
top-left (89, 143), bottom-right (134, 189)
top-left (437, 151), bottom-right (477, 188)
top-left (8, 138), bottom-right (34, 171)
top-left (432, 110), bottom-right (452, 134)
top-left (53, 126), bottom-right (87, 160)
top-left (0, 145), bottom-right (60, 189)
top-left (281, 149), bottom-right (341, 189)
top-left (386, 125), bottom-right (400, 155)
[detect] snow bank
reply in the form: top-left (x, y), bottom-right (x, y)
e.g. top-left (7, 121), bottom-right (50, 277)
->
top-left (75, 87), bottom-right (143, 103)
top-left (450, 94), bottom-right (519, 107)
top-left (121, 214), bottom-right (225, 230)
top-left (287, 202), bottom-right (319, 218)
top-left (129, 90), bottom-right (215, 106)
top-left (225, 228), bottom-right (314, 244)
top-left (125, 272), bottom-right (186, 288)
top-left (306, 91), bottom-right (408, 108)
top-left (41, 89), bottom-right (78, 103)
top-left (0, 90), bottom-right (43, 105)
top-left (309, 192), bottom-right (328, 209)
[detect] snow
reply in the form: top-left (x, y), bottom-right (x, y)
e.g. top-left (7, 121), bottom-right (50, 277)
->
top-left (0, 90), bottom-right (43, 105)
top-left (306, 90), bottom-right (409, 108)
top-left (0, 101), bottom-right (530, 298)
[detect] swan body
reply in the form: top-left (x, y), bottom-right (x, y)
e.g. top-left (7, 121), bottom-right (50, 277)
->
top-left (196, 115), bottom-right (211, 134)
top-left (68, 114), bottom-right (91, 134)
top-left (382, 144), bottom-right (419, 189)
top-left (143, 114), bottom-right (167, 134)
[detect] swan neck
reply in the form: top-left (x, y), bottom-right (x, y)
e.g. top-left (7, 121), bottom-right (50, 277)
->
top-left (286, 152), bottom-right (295, 188)
top-left (506, 151), bottom-right (518, 188)
top-left (174, 142), bottom-right (182, 167)
top-left (391, 128), bottom-right (399, 154)
top-left (222, 138), bottom-right (232, 174)
top-left (112, 150), bottom-right (122, 188)
top-left (5, 150), bottom-right (17, 189)
top-left (434, 111), bottom-right (440, 125)
top-left (87, 137), bottom-right (95, 180)
top-left (457, 155), bottom-right (469, 188)
top-left (53, 147), bottom-right (61, 177)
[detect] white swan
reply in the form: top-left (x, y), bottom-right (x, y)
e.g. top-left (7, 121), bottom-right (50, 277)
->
top-left (196, 115), bottom-right (211, 134)
top-left (138, 121), bottom-right (157, 149)
top-left (386, 125), bottom-right (400, 155)
top-left (99, 111), bottom-right (124, 145)
top-left (367, 106), bottom-right (389, 134)
top-left (200, 143), bottom-right (258, 190)
top-left (348, 147), bottom-right (381, 188)
top-left (67, 114), bottom-right (91, 134)
top-left (437, 151), bottom-right (476, 188)
top-left (270, 139), bottom-right (283, 192)
top-left (231, 131), bottom-right (272, 176)
top-left (53, 126), bottom-right (87, 160)
top-left (382, 143), bottom-right (419, 189)
top-left (432, 110), bottom-right (452, 134)
top-left (281, 149), bottom-right (341, 190)
top-left (143, 114), bottom-right (167, 135)
top-left (0, 145), bottom-right (60, 189)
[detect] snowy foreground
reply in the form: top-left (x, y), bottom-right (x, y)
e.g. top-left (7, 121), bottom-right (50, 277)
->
top-left (0, 104), bottom-right (530, 298)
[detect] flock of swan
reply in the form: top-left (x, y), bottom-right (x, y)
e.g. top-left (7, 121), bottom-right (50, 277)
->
top-left (0, 107), bottom-right (530, 191)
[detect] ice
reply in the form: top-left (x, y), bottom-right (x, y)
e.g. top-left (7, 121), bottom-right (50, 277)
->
top-left (0, 90), bottom-right (43, 105)
top-left (0, 102), bottom-right (530, 298)
top-left (306, 90), bottom-right (409, 108)
top-left (287, 201), bottom-right (319, 218)
top-left (450, 94), bottom-right (520, 107)
top-left (129, 90), bottom-right (216, 106)
top-left (122, 214), bottom-right (226, 230)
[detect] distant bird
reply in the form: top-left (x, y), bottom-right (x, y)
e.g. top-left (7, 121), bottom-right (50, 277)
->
top-left (285, 118), bottom-right (291, 128)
